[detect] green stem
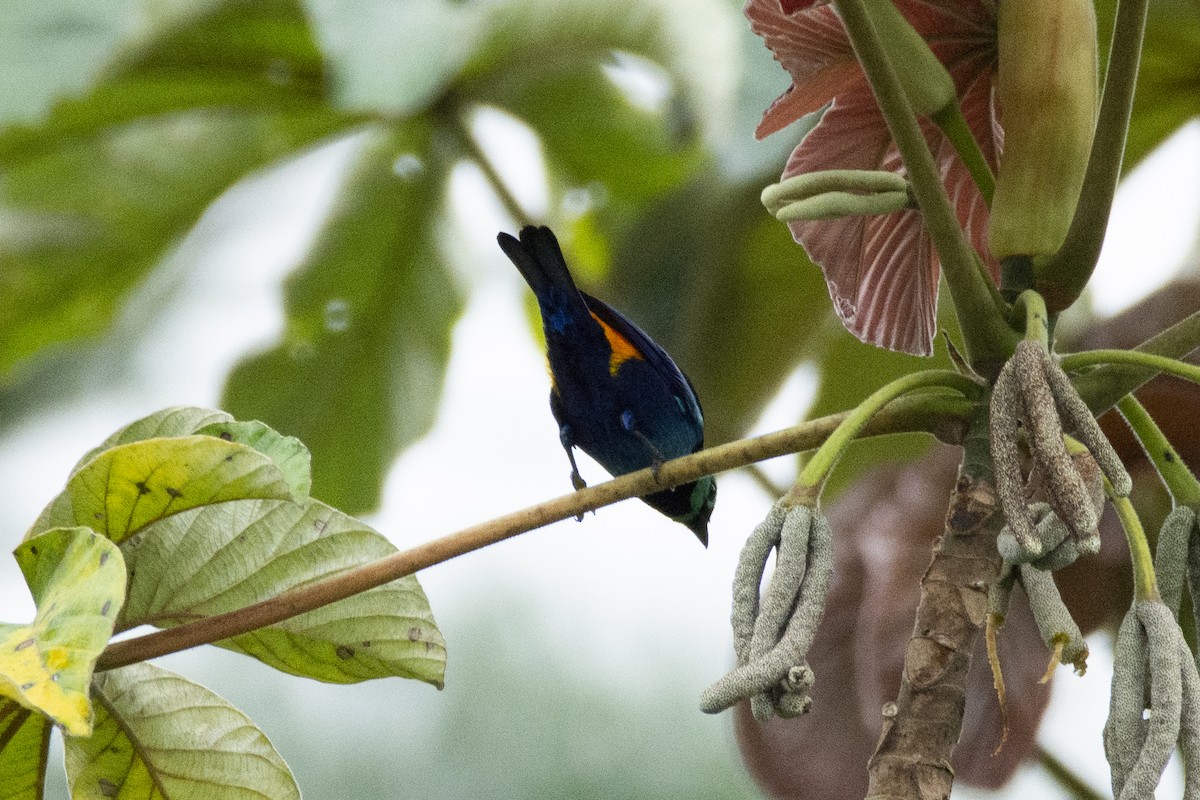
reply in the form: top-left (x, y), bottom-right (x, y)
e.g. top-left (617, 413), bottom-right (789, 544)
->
top-left (834, 0), bottom-right (1016, 374)
top-left (796, 369), bottom-right (980, 491)
top-left (1036, 0), bottom-right (1150, 311)
top-left (1061, 350), bottom-right (1200, 386)
top-left (1111, 487), bottom-right (1159, 601)
top-left (443, 105), bottom-right (533, 228)
top-left (1013, 289), bottom-right (1050, 346)
top-left (1036, 745), bottom-right (1108, 800)
top-left (1117, 395), bottom-right (1200, 507)
top-left (931, 103), bottom-right (995, 205)
top-left (1068, 311), bottom-right (1200, 412)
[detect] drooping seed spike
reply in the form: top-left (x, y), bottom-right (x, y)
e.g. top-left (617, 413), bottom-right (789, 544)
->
top-left (1115, 601), bottom-right (1184, 799)
top-left (1154, 506), bottom-right (1197, 618)
top-left (1045, 354), bottom-right (1132, 496)
top-left (1018, 563), bottom-right (1088, 675)
top-left (990, 355), bottom-right (1040, 555)
top-left (1013, 341), bottom-right (1098, 540)
top-left (700, 508), bottom-right (833, 719)
top-left (1104, 608), bottom-right (1149, 797)
top-left (1175, 632), bottom-right (1200, 799)
top-left (730, 504), bottom-right (787, 664)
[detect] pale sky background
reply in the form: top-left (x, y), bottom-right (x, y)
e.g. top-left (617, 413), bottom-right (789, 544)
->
top-left (0, 109), bottom-right (1197, 797)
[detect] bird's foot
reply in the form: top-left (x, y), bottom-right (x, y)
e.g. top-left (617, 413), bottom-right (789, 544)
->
top-left (570, 469), bottom-right (587, 521)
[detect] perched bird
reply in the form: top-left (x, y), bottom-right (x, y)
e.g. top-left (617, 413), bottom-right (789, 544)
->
top-left (497, 225), bottom-right (716, 545)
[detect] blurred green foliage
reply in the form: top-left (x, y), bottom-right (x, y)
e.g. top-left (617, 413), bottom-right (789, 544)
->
top-left (0, 0), bottom-right (1196, 511)
top-left (1, 1), bottom-right (1197, 797)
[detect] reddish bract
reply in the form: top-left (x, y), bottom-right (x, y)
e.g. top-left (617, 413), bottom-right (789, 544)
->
top-left (746, 0), bottom-right (1001, 355)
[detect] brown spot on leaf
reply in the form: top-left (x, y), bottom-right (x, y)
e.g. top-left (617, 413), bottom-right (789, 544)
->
top-left (220, 432), bottom-right (233, 441)
top-left (1165, 450), bottom-right (1176, 463)
top-left (99, 778), bottom-right (118, 797)
top-left (99, 551), bottom-right (109, 566)
top-left (361, 641), bottom-right (372, 648)
top-left (15, 638), bottom-right (34, 651)
top-left (20, 683), bottom-right (33, 691)
top-left (135, 481), bottom-right (151, 496)
top-left (101, 600), bottom-right (112, 616)
top-left (408, 627), bottom-right (421, 641)
top-left (336, 645), bottom-right (355, 660)
top-left (165, 487), bottom-right (183, 499)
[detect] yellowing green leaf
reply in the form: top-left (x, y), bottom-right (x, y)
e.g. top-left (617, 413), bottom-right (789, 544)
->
top-left (0, 699), bottom-right (52, 800)
top-left (0, 528), bottom-right (124, 736)
top-left (28, 436), bottom-right (294, 543)
top-left (462, 0), bottom-right (738, 147)
top-left (121, 498), bottom-right (445, 687)
top-left (65, 663), bottom-right (299, 800)
top-left (72, 406), bottom-right (233, 474)
top-left (196, 420), bottom-right (312, 502)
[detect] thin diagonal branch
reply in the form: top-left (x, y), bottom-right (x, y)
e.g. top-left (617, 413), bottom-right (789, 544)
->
top-left (95, 393), bottom-right (974, 672)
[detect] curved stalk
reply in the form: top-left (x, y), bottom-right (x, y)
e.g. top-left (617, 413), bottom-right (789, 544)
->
top-left (1111, 487), bottom-right (1160, 601)
top-left (1062, 350), bottom-right (1200, 386)
top-left (1013, 289), bottom-right (1050, 346)
top-left (931, 103), bottom-right (995, 205)
top-left (795, 369), bottom-right (980, 492)
top-left (1117, 394), bottom-right (1200, 507)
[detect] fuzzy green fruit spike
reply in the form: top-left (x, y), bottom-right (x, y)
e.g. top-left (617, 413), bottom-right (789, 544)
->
top-left (989, 0), bottom-right (1098, 260)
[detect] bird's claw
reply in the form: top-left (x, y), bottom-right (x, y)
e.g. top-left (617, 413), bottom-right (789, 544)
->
top-left (649, 456), bottom-right (664, 482)
top-left (570, 469), bottom-right (587, 521)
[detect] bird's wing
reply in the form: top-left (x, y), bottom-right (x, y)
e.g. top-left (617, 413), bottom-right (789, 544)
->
top-left (581, 291), bottom-right (704, 431)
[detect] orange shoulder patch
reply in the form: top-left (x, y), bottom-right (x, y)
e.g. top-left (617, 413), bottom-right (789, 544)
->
top-left (590, 312), bottom-right (644, 376)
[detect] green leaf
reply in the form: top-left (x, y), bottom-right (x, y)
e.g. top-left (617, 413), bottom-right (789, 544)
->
top-left (498, 64), bottom-right (703, 206)
top-left (1096, 0), bottom-right (1200, 171)
top-left (196, 420), bottom-right (312, 502)
top-left (0, 0), bottom-right (134, 126)
top-left (72, 406), bottom-right (233, 474)
top-left (66, 663), bottom-right (299, 800)
top-left (222, 122), bottom-right (462, 513)
top-left (0, 700), bottom-right (51, 800)
top-left (0, 0), bottom-right (333, 164)
top-left (1126, 2), bottom-right (1200, 171)
top-left (601, 178), bottom-right (831, 445)
top-left (120, 498), bottom-right (446, 687)
top-left (0, 0), bottom-right (349, 381)
top-left (1, 528), bottom-right (124, 736)
top-left (460, 0), bottom-right (739, 147)
top-left (305, 0), bottom-right (485, 115)
top-left (29, 437), bottom-right (294, 543)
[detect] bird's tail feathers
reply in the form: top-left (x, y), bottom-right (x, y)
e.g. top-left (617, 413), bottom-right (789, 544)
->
top-left (497, 226), bottom-right (579, 298)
